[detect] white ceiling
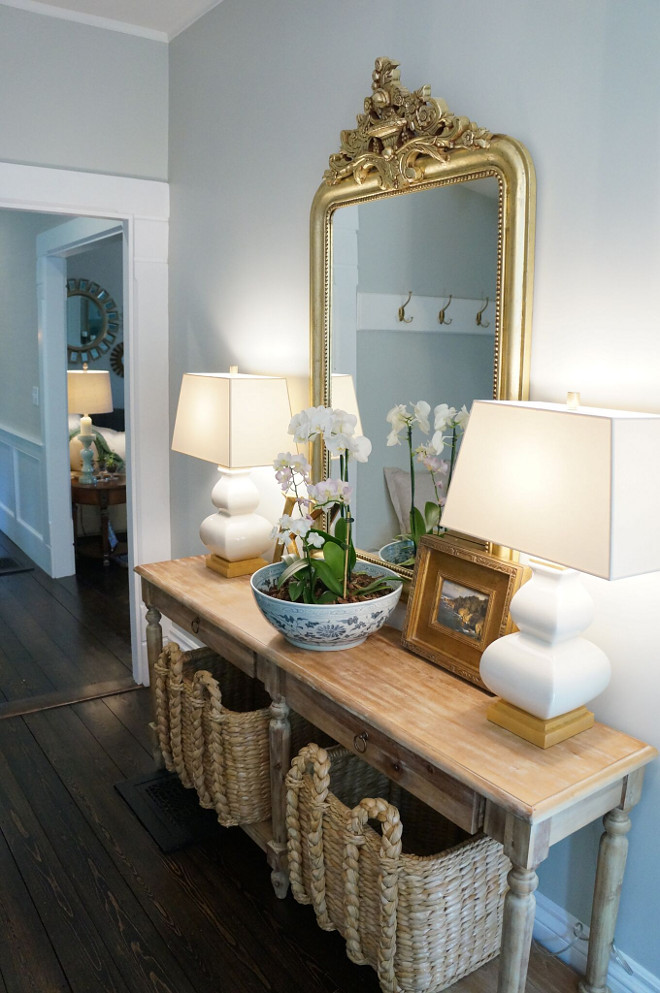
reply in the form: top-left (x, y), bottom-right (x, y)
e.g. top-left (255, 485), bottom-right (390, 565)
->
top-left (0, 0), bottom-right (224, 40)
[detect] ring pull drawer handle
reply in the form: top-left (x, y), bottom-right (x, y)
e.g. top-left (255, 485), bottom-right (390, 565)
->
top-left (191, 616), bottom-right (200, 634)
top-left (353, 731), bottom-right (369, 754)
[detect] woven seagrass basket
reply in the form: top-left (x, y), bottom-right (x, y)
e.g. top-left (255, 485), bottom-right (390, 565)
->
top-left (154, 642), bottom-right (323, 828)
top-left (286, 743), bottom-right (510, 993)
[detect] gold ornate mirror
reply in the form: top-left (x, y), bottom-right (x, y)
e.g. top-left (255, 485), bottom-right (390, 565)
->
top-left (310, 57), bottom-right (536, 579)
top-left (66, 278), bottom-right (121, 365)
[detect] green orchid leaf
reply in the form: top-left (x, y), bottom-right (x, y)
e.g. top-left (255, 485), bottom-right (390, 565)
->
top-left (322, 539), bottom-right (346, 580)
top-left (311, 558), bottom-right (344, 596)
top-left (278, 557), bottom-right (310, 587)
top-left (316, 590), bottom-right (338, 604)
top-left (410, 506), bottom-right (426, 542)
top-left (354, 575), bottom-right (402, 596)
top-left (334, 517), bottom-right (357, 570)
top-left (424, 501), bottom-right (441, 531)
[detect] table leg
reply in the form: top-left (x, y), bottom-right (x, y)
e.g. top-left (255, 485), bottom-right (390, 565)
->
top-left (497, 864), bottom-right (538, 993)
top-left (145, 604), bottom-right (165, 768)
top-left (99, 496), bottom-right (110, 566)
top-left (578, 807), bottom-right (631, 993)
top-left (267, 697), bottom-right (291, 899)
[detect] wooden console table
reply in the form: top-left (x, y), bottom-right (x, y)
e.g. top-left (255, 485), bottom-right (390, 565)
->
top-left (137, 555), bottom-right (657, 993)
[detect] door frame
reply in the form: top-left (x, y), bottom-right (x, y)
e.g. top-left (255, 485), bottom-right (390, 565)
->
top-left (0, 161), bottom-right (171, 684)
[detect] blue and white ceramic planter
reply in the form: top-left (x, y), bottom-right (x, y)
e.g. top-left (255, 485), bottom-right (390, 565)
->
top-left (379, 538), bottom-right (416, 566)
top-left (250, 560), bottom-right (402, 651)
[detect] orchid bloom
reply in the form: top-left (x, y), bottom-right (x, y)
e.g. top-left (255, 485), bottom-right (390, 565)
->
top-left (288, 405), bottom-right (335, 443)
top-left (433, 403), bottom-right (458, 433)
top-left (307, 478), bottom-right (352, 508)
top-left (386, 401), bottom-right (431, 446)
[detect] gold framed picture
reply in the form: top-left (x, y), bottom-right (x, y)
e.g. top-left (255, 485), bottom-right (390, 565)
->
top-left (402, 535), bottom-right (530, 690)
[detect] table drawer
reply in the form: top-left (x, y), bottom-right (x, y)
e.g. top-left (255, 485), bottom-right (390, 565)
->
top-left (283, 677), bottom-right (483, 834)
top-left (145, 585), bottom-right (255, 677)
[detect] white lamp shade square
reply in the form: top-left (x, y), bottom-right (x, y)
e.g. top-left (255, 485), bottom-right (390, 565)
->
top-left (67, 369), bottom-right (113, 416)
top-left (442, 400), bottom-right (660, 581)
top-left (441, 399), bottom-right (660, 743)
top-left (171, 372), bottom-right (292, 468)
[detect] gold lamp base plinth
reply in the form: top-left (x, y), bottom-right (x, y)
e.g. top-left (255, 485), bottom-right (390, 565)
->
top-left (487, 699), bottom-right (595, 749)
top-left (205, 553), bottom-right (268, 579)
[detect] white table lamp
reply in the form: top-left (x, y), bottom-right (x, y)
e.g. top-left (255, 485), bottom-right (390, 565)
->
top-left (442, 397), bottom-right (660, 747)
top-left (67, 368), bottom-right (113, 483)
top-left (172, 369), bottom-right (292, 577)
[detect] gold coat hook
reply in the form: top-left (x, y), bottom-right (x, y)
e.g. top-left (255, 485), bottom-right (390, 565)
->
top-left (476, 298), bottom-right (490, 328)
top-left (398, 290), bottom-right (414, 323)
top-left (438, 296), bottom-right (453, 325)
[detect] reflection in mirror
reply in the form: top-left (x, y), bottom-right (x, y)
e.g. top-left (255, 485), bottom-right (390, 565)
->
top-left (311, 57), bottom-right (536, 579)
top-left (331, 178), bottom-right (499, 554)
top-left (66, 278), bottom-right (121, 365)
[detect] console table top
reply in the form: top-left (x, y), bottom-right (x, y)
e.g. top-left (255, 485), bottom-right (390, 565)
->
top-left (137, 555), bottom-right (657, 824)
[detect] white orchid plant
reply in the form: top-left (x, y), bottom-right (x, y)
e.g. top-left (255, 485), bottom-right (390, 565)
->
top-left (386, 400), bottom-right (470, 551)
top-left (271, 405), bottom-right (399, 604)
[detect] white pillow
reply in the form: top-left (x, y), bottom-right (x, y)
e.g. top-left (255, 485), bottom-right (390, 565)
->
top-left (383, 467), bottom-right (446, 534)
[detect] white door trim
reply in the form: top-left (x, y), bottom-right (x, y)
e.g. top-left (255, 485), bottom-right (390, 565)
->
top-left (0, 161), bottom-right (171, 685)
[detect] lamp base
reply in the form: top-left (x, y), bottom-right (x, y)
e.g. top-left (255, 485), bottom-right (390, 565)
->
top-left (205, 552), bottom-right (268, 579)
top-left (487, 699), bottom-right (594, 748)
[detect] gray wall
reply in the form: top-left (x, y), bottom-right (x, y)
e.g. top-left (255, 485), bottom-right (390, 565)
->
top-left (0, 210), bottom-right (70, 440)
top-left (0, 6), bottom-right (168, 180)
top-left (169, 0), bottom-right (660, 976)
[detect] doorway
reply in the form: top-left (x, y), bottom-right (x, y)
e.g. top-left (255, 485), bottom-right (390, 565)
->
top-left (0, 160), bottom-right (173, 687)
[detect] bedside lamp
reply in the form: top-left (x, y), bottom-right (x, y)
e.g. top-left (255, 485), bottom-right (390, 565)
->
top-left (172, 369), bottom-right (292, 578)
top-left (67, 368), bottom-right (113, 483)
top-left (442, 397), bottom-right (660, 747)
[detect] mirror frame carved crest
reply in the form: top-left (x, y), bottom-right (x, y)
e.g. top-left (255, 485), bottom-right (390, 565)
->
top-left (310, 58), bottom-right (536, 576)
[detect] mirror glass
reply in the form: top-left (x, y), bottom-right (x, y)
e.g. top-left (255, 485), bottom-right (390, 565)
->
top-left (331, 177), bottom-right (499, 555)
top-left (311, 58), bottom-right (536, 578)
top-left (66, 278), bottom-right (121, 365)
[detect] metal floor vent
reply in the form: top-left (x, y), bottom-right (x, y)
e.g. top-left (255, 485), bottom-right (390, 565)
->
top-left (0, 556), bottom-right (34, 576)
top-left (115, 769), bottom-right (220, 853)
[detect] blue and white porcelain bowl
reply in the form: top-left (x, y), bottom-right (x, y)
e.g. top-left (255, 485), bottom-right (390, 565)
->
top-left (250, 560), bottom-right (402, 652)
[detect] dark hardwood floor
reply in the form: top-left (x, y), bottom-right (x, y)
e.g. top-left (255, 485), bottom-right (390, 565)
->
top-left (0, 533), bottom-right (580, 993)
top-left (0, 530), bottom-right (133, 716)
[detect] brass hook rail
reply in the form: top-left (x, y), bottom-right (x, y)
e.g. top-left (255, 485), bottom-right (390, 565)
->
top-left (398, 290), bottom-right (414, 323)
top-left (438, 295), bottom-right (453, 325)
top-left (476, 298), bottom-right (490, 328)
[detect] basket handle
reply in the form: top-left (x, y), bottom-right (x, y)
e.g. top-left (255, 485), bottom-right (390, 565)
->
top-left (285, 743), bottom-right (334, 928)
top-left (153, 642), bottom-right (179, 770)
top-left (189, 670), bottom-right (230, 820)
top-left (344, 797), bottom-right (403, 993)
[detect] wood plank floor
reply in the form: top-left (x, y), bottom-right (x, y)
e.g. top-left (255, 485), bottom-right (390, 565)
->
top-left (0, 530), bottom-right (132, 713)
top-left (0, 536), bottom-right (581, 992)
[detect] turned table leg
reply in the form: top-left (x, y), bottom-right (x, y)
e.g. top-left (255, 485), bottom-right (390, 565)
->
top-left (497, 864), bottom-right (538, 993)
top-left (578, 807), bottom-right (632, 993)
top-left (145, 603), bottom-right (164, 768)
top-left (267, 697), bottom-right (291, 899)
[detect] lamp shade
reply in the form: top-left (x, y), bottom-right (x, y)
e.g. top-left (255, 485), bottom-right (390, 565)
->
top-left (441, 399), bottom-right (660, 581)
top-left (67, 369), bottom-right (113, 415)
top-left (171, 371), bottom-right (292, 469)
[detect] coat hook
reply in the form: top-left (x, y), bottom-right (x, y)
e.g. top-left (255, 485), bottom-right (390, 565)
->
top-left (398, 290), bottom-right (413, 323)
top-left (438, 296), bottom-right (453, 325)
top-left (476, 298), bottom-right (490, 328)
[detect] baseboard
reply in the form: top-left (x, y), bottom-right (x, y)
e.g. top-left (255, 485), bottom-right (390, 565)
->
top-left (534, 892), bottom-right (660, 993)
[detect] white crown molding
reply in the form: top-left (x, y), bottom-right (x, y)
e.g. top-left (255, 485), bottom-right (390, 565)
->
top-left (0, 0), bottom-right (167, 41)
top-left (0, 0), bottom-right (224, 41)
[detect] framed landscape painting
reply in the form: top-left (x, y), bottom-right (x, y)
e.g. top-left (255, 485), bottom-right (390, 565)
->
top-left (402, 536), bottom-right (530, 689)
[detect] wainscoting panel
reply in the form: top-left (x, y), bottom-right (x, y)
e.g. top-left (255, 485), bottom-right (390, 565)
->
top-left (0, 427), bottom-right (50, 571)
